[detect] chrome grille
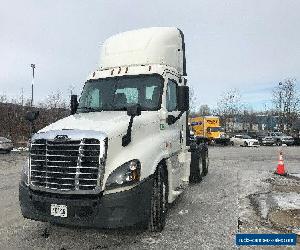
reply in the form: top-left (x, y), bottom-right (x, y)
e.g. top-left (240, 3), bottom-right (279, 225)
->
top-left (30, 138), bottom-right (102, 191)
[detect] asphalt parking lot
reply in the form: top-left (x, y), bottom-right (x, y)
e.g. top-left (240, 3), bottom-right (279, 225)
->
top-left (0, 146), bottom-right (299, 249)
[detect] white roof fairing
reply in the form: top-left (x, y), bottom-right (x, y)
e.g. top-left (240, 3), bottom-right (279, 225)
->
top-left (99, 27), bottom-right (186, 76)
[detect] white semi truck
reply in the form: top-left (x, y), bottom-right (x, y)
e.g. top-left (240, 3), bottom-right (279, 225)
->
top-left (19, 27), bottom-right (209, 232)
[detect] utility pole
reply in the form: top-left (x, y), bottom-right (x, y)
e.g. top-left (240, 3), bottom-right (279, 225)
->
top-left (278, 82), bottom-right (283, 131)
top-left (30, 64), bottom-right (35, 107)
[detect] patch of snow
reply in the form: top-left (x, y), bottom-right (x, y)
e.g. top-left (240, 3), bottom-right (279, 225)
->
top-left (272, 192), bottom-right (300, 210)
top-left (289, 173), bottom-right (300, 179)
top-left (12, 147), bottom-right (29, 152)
top-left (141, 237), bottom-right (161, 244)
top-left (259, 199), bottom-right (269, 219)
top-left (178, 209), bottom-right (188, 215)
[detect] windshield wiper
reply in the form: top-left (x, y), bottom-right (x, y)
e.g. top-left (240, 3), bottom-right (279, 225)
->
top-left (77, 107), bottom-right (103, 113)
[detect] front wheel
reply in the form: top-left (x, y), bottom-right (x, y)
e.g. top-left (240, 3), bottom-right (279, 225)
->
top-left (148, 165), bottom-right (168, 232)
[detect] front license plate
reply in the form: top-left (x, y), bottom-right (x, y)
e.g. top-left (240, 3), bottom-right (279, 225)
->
top-left (50, 204), bottom-right (67, 218)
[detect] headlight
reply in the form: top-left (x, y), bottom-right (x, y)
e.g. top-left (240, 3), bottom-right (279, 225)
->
top-left (105, 160), bottom-right (141, 190)
top-left (21, 158), bottom-right (30, 185)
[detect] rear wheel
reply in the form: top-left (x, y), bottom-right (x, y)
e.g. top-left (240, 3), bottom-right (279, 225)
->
top-left (189, 146), bottom-right (203, 183)
top-left (243, 141), bottom-right (248, 147)
top-left (148, 165), bottom-right (168, 232)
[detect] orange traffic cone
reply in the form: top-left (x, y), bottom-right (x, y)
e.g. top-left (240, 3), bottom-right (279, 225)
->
top-left (275, 151), bottom-right (287, 176)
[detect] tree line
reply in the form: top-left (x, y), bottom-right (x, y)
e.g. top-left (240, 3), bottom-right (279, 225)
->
top-left (0, 92), bottom-right (69, 146)
top-left (190, 78), bottom-right (300, 135)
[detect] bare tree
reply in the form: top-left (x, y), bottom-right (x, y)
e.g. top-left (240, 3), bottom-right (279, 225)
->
top-left (216, 88), bottom-right (242, 132)
top-left (38, 91), bottom-right (68, 109)
top-left (197, 104), bottom-right (211, 116)
top-left (0, 94), bottom-right (8, 103)
top-left (241, 109), bottom-right (258, 131)
top-left (272, 78), bottom-right (300, 132)
top-left (189, 86), bottom-right (197, 113)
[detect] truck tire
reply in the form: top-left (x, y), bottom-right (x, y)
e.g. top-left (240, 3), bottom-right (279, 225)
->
top-left (148, 165), bottom-right (168, 232)
top-left (189, 144), bottom-right (203, 183)
top-left (202, 150), bottom-right (209, 176)
top-left (243, 141), bottom-right (248, 147)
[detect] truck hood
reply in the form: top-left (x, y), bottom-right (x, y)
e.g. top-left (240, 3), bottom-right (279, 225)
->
top-left (39, 111), bottom-right (156, 139)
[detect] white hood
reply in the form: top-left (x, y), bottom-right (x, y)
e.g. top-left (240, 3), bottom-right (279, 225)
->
top-left (39, 111), bottom-right (157, 139)
top-left (244, 139), bottom-right (258, 143)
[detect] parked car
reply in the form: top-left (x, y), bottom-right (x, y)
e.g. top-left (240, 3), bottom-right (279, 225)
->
top-left (261, 136), bottom-right (275, 146)
top-left (293, 137), bottom-right (300, 146)
top-left (0, 137), bottom-right (13, 153)
top-left (268, 132), bottom-right (294, 146)
top-left (247, 131), bottom-right (260, 140)
top-left (230, 134), bottom-right (260, 147)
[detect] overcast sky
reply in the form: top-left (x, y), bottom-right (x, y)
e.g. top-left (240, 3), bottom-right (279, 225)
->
top-left (1, 0), bottom-right (300, 110)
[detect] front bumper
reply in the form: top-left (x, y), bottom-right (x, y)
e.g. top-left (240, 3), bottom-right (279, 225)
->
top-left (214, 138), bottom-right (230, 144)
top-left (281, 140), bottom-right (294, 145)
top-left (262, 141), bottom-right (274, 145)
top-left (19, 176), bottom-right (153, 229)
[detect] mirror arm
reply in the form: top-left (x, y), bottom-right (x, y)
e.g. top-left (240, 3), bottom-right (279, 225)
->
top-left (167, 111), bottom-right (185, 125)
top-left (122, 115), bottom-right (135, 147)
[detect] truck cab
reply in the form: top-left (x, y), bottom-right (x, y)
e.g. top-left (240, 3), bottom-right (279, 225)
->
top-left (19, 27), bottom-right (208, 232)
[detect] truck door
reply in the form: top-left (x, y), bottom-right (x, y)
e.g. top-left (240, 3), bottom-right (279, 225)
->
top-left (165, 76), bottom-right (185, 189)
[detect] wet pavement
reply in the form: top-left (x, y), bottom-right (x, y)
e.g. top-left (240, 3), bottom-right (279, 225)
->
top-left (0, 146), bottom-right (299, 249)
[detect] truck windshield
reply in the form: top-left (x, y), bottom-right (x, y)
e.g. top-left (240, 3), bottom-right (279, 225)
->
top-left (78, 74), bottom-right (163, 112)
top-left (207, 127), bottom-right (224, 132)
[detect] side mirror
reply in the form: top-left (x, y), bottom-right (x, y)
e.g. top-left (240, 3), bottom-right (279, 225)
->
top-left (122, 104), bottom-right (141, 147)
top-left (127, 104), bottom-right (141, 117)
top-left (71, 95), bottom-right (78, 115)
top-left (25, 111), bottom-right (39, 122)
top-left (167, 115), bottom-right (176, 125)
top-left (178, 86), bottom-right (189, 111)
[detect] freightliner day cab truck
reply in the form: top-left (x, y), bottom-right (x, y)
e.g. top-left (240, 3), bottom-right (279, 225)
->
top-left (19, 27), bottom-right (209, 232)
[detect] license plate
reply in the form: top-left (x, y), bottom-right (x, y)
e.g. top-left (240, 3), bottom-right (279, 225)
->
top-left (50, 204), bottom-right (67, 218)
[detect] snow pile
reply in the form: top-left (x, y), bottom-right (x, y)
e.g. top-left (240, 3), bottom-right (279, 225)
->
top-left (12, 147), bottom-right (29, 152)
top-left (272, 192), bottom-right (300, 210)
